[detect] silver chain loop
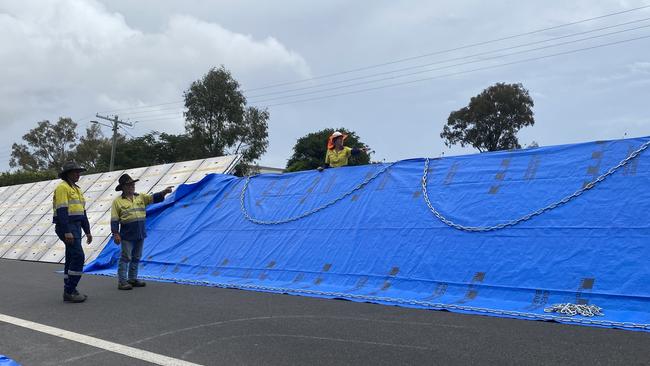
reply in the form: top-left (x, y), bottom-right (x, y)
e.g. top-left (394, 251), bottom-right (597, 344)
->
top-left (422, 140), bottom-right (650, 232)
top-left (241, 162), bottom-right (397, 225)
top-left (240, 139), bottom-right (649, 229)
top-left (544, 303), bottom-right (604, 317)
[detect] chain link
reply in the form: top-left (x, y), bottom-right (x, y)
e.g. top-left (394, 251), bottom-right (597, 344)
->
top-left (422, 140), bottom-right (650, 232)
top-left (544, 303), bottom-right (604, 317)
top-left (241, 140), bottom-right (649, 228)
top-left (240, 162), bottom-right (397, 225)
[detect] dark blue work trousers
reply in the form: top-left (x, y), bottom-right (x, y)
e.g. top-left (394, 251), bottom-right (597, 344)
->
top-left (55, 223), bottom-right (85, 294)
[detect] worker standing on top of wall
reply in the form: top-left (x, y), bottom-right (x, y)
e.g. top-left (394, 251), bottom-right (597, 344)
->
top-left (111, 174), bottom-right (172, 290)
top-left (53, 161), bottom-right (93, 303)
top-left (318, 131), bottom-right (368, 171)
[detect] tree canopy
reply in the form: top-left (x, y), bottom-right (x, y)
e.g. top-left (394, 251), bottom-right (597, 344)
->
top-left (99, 132), bottom-right (202, 170)
top-left (285, 128), bottom-right (371, 172)
top-left (440, 82), bottom-right (535, 152)
top-left (10, 118), bottom-right (79, 171)
top-left (184, 66), bottom-right (269, 175)
top-left (74, 123), bottom-right (113, 171)
top-left (4, 66), bottom-right (270, 185)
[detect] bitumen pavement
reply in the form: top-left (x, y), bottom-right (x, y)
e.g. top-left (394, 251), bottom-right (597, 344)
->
top-left (0, 259), bottom-right (648, 365)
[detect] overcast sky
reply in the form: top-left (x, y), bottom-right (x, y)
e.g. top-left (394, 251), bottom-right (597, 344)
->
top-left (1, 0), bottom-right (649, 171)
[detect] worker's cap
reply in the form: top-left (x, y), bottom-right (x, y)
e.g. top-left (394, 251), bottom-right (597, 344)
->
top-left (58, 161), bottom-right (86, 179)
top-left (115, 174), bottom-right (140, 191)
top-left (331, 131), bottom-right (345, 138)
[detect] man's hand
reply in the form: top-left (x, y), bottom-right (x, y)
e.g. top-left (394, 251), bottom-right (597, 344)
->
top-left (86, 233), bottom-right (93, 244)
top-left (64, 233), bottom-right (74, 245)
top-left (163, 186), bottom-right (173, 195)
top-left (113, 233), bottom-right (122, 245)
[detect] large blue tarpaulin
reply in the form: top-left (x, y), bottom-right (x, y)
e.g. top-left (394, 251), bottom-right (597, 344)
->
top-left (86, 136), bottom-right (650, 331)
top-left (0, 355), bottom-right (21, 366)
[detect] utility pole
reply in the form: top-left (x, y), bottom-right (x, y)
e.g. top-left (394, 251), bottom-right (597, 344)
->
top-left (93, 114), bottom-right (133, 171)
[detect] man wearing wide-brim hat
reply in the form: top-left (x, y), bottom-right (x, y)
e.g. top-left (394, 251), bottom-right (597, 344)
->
top-left (110, 173), bottom-right (173, 290)
top-left (53, 161), bottom-right (93, 303)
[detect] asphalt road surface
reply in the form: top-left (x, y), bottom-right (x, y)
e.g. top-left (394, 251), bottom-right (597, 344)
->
top-left (1, 259), bottom-right (648, 365)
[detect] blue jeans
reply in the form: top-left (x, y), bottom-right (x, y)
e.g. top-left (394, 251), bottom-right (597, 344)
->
top-left (56, 223), bottom-right (85, 294)
top-left (118, 239), bottom-right (144, 284)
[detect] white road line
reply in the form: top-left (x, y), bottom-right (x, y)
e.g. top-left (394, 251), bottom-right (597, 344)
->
top-left (0, 313), bottom-right (203, 366)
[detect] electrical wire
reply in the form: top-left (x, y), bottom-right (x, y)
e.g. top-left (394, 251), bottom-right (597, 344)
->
top-left (256, 34), bottom-right (650, 107)
top-left (249, 25), bottom-right (650, 104)
top-left (246, 18), bottom-right (650, 100)
top-left (94, 5), bottom-right (650, 115)
top-left (245, 4), bottom-right (650, 92)
top-left (115, 28), bottom-right (650, 119)
top-left (110, 30), bottom-right (650, 117)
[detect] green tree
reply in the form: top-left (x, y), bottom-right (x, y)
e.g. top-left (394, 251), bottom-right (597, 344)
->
top-left (96, 132), bottom-right (206, 170)
top-left (285, 128), bottom-right (371, 172)
top-left (155, 133), bottom-right (203, 163)
top-left (96, 132), bottom-right (153, 170)
top-left (10, 118), bottom-right (78, 171)
top-left (73, 123), bottom-right (112, 172)
top-left (0, 170), bottom-right (58, 187)
top-left (184, 66), bottom-right (269, 175)
top-left (441, 82), bottom-right (535, 152)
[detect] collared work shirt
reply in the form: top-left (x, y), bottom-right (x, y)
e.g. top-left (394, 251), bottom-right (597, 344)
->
top-left (325, 147), bottom-right (353, 168)
top-left (111, 192), bottom-right (163, 241)
top-left (52, 181), bottom-right (90, 234)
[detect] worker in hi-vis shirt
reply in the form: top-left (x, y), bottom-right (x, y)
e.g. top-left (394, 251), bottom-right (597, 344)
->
top-left (53, 161), bottom-right (93, 303)
top-left (318, 131), bottom-right (368, 170)
top-left (111, 173), bottom-right (172, 290)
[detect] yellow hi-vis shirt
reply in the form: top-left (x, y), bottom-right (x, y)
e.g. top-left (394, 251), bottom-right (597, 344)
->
top-left (325, 146), bottom-right (352, 168)
top-left (111, 193), bottom-right (161, 241)
top-left (52, 181), bottom-right (90, 232)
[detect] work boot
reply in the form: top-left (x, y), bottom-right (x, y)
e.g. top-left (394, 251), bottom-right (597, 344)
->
top-left (128, 279), bottom-right (146, 287)
top-left (118, 282), bottom-right (133, 290)
top-left (63, 291), bottom-right (87, 303)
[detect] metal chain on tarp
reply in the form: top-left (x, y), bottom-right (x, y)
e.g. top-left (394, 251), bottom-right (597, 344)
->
top-left (240, 139), bottom-right (650, 228)
top-left (544, 303), bottom-right (604, 317)
top-left (240, 162), bottom-right (397, 225)
top-left (126, 273), bottom-right (648, 330)
top-left (422, 139), bottom-right (650, 232)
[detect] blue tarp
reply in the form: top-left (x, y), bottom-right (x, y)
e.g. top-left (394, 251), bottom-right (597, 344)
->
top-left (0, 355), bottom-right (21, 366)
top-left (86, 136), bottom-right (650, 331)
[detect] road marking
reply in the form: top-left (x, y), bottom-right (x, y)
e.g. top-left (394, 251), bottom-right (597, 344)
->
top-left (0, 313), bottom-right (203, 366)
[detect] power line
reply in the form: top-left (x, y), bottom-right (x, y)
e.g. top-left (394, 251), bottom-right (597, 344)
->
top-left (245, 4), bottom-right (650, 92)
top-left (94, 107), bottom-right (184, 121)
top-left (255, 34), bottom-right (650, 108)
top-left (97, 100), bottom-right (184, 114)
top-left (94, 5), bottom-right (650, 115)
top-left (119, 126), bottom-right (136, 139)
top-left (127, 116), bottom-right (185, 123)
top-left (73, 114), bottom-right (96, 124)
top-left (108, 105), bottom-right (186, 118)
top-left (104, 105), bottom-right (185, 118)
top-left (114, 22), bottom-right (650, 120)
top-left (93, 114), bottom-right (133, 171)
top-left (249, 24), bottom-right (650, 104)
top-left (246, 17), bottom-right (650, 100)
top-left (113, 26), bottom-right (650, 118)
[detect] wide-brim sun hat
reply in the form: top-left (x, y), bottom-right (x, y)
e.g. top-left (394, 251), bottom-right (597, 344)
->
top-left (327, 131), bottom-right (348, 150)
top-left (58, 161), bottom-right (87, 179)
top-left (115, 173), bottom-right (140, 191)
